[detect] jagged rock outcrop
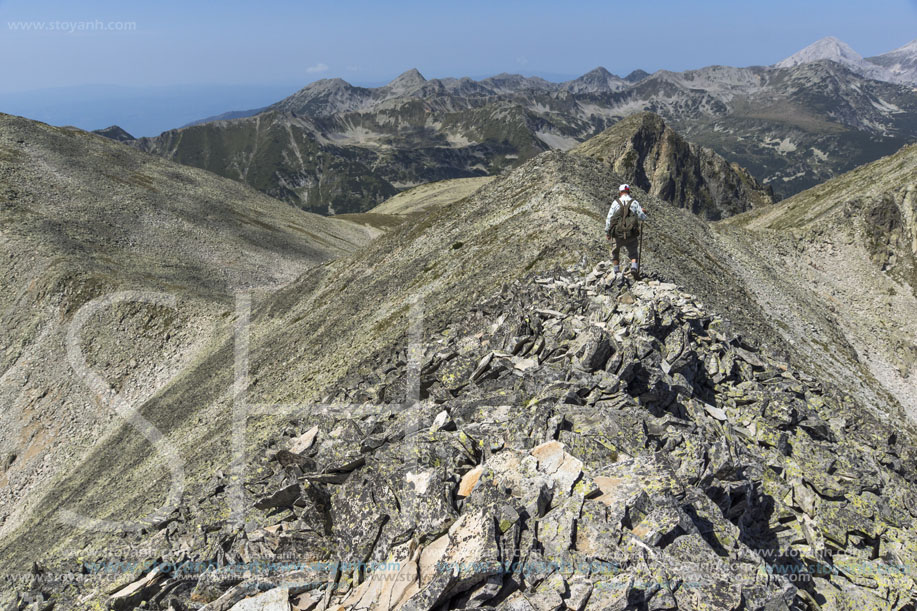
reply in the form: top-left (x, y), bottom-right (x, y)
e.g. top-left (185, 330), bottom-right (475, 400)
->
top-left (573, 112), bottom-right (774, 219)
top-left (27, 263), bottom-right (917, 609)
top-left (93, 125), bottom-right (135, 142)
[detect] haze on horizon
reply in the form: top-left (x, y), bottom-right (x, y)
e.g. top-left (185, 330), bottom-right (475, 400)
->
top-left (1, 0), bottom-right (916, 136)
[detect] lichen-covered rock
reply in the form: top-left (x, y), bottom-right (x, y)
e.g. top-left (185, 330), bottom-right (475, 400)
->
top-left (40, 259), bottom-right (917, 609)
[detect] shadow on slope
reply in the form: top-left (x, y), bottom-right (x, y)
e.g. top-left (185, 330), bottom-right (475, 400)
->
top-left (0, 112), bottom-right (378, 553)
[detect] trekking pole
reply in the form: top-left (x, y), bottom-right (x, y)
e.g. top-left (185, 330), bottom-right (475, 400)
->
top-left (637, 221), bottom-right (644, 275)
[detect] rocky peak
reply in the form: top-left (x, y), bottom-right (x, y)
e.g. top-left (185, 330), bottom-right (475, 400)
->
top-left (92, 124), bottom-right (135, 142)
top-left (624, 68), bottom-right (650, 83)
top-left (582, 66), bottom-right (614, 78)
top-left (267, 76), bottom-right (373, 117)
top-left (306, 77), bottom-right (353, 92)
top-left (563, 67), bottom-right (627, 93)
top-left (385, 68), bottom-right (428, 93)
top-left (573, 111), bottom-right (774, 219)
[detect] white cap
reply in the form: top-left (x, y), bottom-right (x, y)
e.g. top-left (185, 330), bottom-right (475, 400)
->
top-left (619, 184), bottom-right (630, 192)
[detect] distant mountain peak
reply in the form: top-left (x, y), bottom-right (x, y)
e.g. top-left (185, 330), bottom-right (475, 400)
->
top-left (565, 66), bottom-right (626, 93)
top-left (776, 36), bottom-right (897, 83)
top-left (624, 69), bottom-right (650, 83)
top-left (388, 68), bottom-right (427, 89)
top-left (297, 77), bottom-right (354, 95)
top-left (776, 37), bottom-right (863, 68)
top-left (866, 38), bottom-right (917, 85)
top-left (313, 77), bottom-right (351, 87)
top-left (583, 66), bottom-right (614, 77)
top-left (92, 124), bottom-right (135, 142)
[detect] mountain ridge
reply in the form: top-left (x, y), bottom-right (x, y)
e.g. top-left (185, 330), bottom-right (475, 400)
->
top-left (867, 38), bottom-right (917, 86)
top-left (4, 145), bottom-right (917, 608)
top-left (127, 52), bottom-right (917, 214)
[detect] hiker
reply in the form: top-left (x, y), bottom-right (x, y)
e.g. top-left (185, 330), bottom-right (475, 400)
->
top-left (605, 184), bottom-right (648, 276)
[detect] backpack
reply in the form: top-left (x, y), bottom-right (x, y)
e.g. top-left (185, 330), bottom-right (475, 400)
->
top-left (609, 199), bottom-right (640, 239)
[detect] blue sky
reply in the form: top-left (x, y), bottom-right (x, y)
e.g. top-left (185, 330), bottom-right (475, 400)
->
top-left (1, 0), bottom-right (916, 135)
top-left (2, 0), bottom-right (916, 91)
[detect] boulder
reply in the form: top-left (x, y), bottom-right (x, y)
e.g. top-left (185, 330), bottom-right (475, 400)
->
top-left (228, 587), bottom-right (290, 611)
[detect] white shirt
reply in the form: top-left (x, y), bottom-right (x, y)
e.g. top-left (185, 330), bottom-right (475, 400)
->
top-left (605, 193), bottom-right (648, 233)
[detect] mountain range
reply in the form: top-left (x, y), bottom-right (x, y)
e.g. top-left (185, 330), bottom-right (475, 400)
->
top-left (3, 34), bottom-right (917, 610)
top-left (2, 109), bottom-right (917, 608)
top-left (113, 37), bottom-right (917, 216)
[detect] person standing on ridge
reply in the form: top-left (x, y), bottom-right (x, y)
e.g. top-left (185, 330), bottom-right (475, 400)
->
top-left (605, 184), bottom-right (648, 277)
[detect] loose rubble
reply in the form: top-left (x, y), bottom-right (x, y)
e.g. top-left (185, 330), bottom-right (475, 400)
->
top-left (19, 261), bottom-right (917, 610)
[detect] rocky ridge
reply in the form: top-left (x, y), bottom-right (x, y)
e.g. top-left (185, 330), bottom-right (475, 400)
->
top-left (19, 262), bottom-right (917, 610)
top-left (3, 141), bottom-right (917, 609)
top-left (868, 39), bottom-right (917, 88)
top-left (573, 112), bottom-right (774, 220)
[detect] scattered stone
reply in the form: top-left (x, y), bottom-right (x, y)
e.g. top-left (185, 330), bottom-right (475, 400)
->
top-left (254, 484), bottom-right (301, 510)
top-left (457, 465), bottom-right (484, 497)
top-left (701, 401), bottom-right (728, 421)
top-left (70, 260), bottom-right (917, 610)
top-left (228, 587), bottom-right (290, 611)
top-left (289, 426), bottom-right (320, 455)
top-left (430, 410), bottom-right (454, 432)
top-left (108, 564), bottom-right (167, 609)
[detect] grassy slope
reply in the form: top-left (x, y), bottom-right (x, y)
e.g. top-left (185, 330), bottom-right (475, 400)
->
top-left (134, 112), bottom-right (399, 215)
top-left (0, 112), bottom-right (378, 554)
top-left (369, 176), bottom-right (495, 216)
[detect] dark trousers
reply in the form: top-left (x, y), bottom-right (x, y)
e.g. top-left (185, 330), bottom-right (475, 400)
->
top-left (611, 235), bottom-right (639, 263)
